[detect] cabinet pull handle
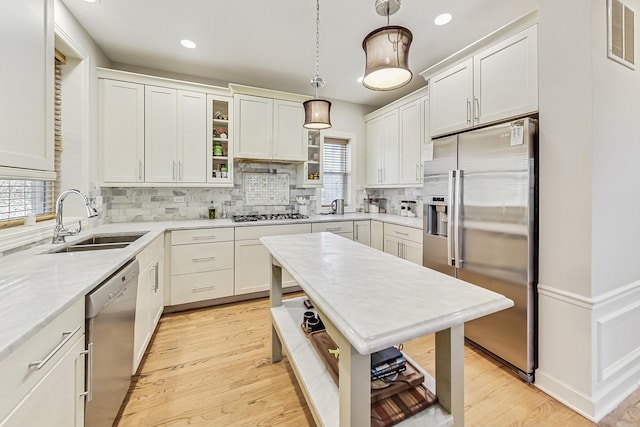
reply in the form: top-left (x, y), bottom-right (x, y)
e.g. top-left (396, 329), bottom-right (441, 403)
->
top-left (29, 325), bottom-right (82, 370)
top-left (139, 159), bottom-right (143, 181)
top-left (80, 342), bottom-right (93, 401)
top-left (192, 285), bottom-right (216, 292)
top-left (394, 231), bottom-right (409, 236)
top-left (192, 256), bottom-right (216, 262)
top-left (179, 161), bottom-right (183, 180)
top-left (474, 97), bottom-right (480, 123)
top-left (416, 164), bottom-right (420, 181)
top-left (191, 235), bottom-right (217, 240)
top-left (326, 227), bottom-right (342, 232)
top-left (153, 262), bottom-right (159, 292)
top-left (173, 161), bottom-right (177, 180)
top-left (466, 99), bottom-right (472, 124)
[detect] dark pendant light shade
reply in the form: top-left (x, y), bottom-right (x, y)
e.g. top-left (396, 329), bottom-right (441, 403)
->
top-left (362, 25), bottom-right (413, 90)
top-left (303, 98), bottom-right (332, 129)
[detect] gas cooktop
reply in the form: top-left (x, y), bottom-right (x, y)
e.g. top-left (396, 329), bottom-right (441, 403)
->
top-left (232, 213), bottom-right (309, 223)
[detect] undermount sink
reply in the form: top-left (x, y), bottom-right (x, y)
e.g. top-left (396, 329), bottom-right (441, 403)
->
top-left (48, 232), bottom-right (147, 254)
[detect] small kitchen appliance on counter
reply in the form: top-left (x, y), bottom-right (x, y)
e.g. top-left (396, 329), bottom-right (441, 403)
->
top-left (331, 198), bottom-right (344, 214)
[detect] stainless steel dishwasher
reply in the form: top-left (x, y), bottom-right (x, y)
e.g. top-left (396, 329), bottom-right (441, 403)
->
top-left (85, 259), bottom-right (139, 427)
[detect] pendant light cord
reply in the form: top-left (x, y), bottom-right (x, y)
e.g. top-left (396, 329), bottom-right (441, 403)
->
top-left (315, 0), bottom-right (320, 98)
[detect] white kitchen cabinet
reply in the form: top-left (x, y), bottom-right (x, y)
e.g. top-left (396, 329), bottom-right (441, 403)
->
top-left (371, 220), bottom-right (384, 251)
top-left (311, 221), bottom-right (354, 240)
top-left (365, 88), bottom-right (426, 188)
top-left (429, 24), bottom-right (538, 137)
top-left (473, 24), bottom-right (538, 126)
top-left (398, 98), bottom-right (423, 185)
top-left (0, 336), bottom-right (85, 427)
top-left (134, 235), bottom-right (165, 373)
top-left (365, 110), bottom-right (399, 186)
top-left (235, 224), bottom-right (311, 295)
top-left (297, 129), bottom-right (323, 187)
top-left (207, 95), bottom-right (234, 185)
top-left (0, 299), bottom-right (85, 426)
top-left (145, 86), bottom-right (207, 183)
top-left (234, 94), bottom-right (305, 161)
top-left (100, 79), bottom-right (145, 183)
top-left (383, 223), bottom-right (423, 265)
top-left (170, 228), bottom-right (235, 305)
top-left (353, 220), bottom-right (371, 246)
top-left (429, 59), bottom-right (473, 137)
top-left (0, 0), bottom-right (54, 173)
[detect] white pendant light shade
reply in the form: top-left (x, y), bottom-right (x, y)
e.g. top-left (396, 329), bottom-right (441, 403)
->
top-left (362, 25), bottom-right (413, 90)
top-left (303, 99), bottom-right (332, 129)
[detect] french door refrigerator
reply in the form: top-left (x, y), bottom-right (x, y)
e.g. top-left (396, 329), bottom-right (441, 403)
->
top-left (423, 117), bottom-right (538, 382)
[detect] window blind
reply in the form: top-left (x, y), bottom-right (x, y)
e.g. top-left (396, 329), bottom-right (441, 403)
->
top-left (321, 138), bottom-right (351, 206)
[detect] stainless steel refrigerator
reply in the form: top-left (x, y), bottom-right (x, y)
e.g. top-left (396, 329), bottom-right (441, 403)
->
top-left (423, 117), bottom-right (538, 382)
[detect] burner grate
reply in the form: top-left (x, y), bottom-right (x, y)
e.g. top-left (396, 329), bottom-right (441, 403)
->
top-left (232, 213), bottom-right (309, 223)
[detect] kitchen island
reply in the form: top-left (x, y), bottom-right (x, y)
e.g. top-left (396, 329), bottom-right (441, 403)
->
top-left (261, 232), bottom-right (514, 427)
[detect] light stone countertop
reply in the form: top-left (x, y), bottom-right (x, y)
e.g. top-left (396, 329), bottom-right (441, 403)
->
top-left (0, 213), bottom-right (421, 363)
top-left (262, 232), bottom-right (514, 354)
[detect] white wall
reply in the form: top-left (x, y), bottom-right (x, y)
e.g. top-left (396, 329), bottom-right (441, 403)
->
top-left (54, 0), bottom-right (110, 216)
top-left (537, 0), bottom-right (640, 421)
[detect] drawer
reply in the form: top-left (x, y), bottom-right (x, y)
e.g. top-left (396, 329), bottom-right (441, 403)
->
top-left (171, 269), bottom-right (234, 305)
top-left (384, 223), bottom-right (423, 244)
top-left (235, 223), bottom-right (311, 241)
top-left (171, 227), bottom-right (234, 245)
top-left (311, 221), bottom-right (353, 234)
top-left (0, 298), bottom-right (85, 419)
top-left (136, 233), bottom-right (164, 271)
top-left (171, 241), bottom-right (234, 275)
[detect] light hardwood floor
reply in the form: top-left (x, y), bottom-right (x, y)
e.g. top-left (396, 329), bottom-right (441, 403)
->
top-left (115, 295), bottom-right (628, 426)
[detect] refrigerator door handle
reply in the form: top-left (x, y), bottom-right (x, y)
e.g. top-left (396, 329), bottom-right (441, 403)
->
top-left (454, 169), bottom-right (463, 268)
top-left (447, 170), bottom-right (455, 266)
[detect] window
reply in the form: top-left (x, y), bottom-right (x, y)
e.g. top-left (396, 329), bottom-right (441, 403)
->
top-left (321, 137), bottom-right (351, 206)
top-left (0, 50), bottom-right (64, 227)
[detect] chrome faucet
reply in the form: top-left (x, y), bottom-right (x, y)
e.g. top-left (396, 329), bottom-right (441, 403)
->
top-left (52, 189), bottom-right (99, 244)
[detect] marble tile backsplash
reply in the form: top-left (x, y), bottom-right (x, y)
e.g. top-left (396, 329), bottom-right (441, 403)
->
top-left (101, 162), bottom-right (318, 222)
top-left (365, 187), bottom-right (425, 217)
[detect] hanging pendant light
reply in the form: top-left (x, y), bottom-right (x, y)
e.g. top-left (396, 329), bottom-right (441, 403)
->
top-left (362, 0), bottom-right (413, 91)
top-left (303, 0), bottom-right (331, 129)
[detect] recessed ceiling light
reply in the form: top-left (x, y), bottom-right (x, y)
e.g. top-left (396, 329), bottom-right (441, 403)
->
top-left (357, 77), bottom-right (363, 83)
top-left (180, 39), bottom-right (197, 49)
top-left (83, 0), bottom-right (99, 3)
top-left (434, 13), bottom-right (452, 26)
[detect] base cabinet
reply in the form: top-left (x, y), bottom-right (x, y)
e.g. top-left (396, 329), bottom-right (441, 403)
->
top-left (383, 223), bottom-right (423, 265)
top-left (169, 228), bottom-right (235, 305)
top-left (235, 224), bottom-right (311, 295)
top-left (371, 220), bottom-right (384, 251)
top-left (0, 336), bottom-right (85, 427)
top-left (353, 220), bottom-right (371, 246)
top-left (134, 235), bottom-right (165, 373)
top-left (311, 221), bottom-right (354, 240)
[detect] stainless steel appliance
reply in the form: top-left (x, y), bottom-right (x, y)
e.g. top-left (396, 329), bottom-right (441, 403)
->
top-left (85, 260), bottom-right (139, 427)
top-left (232, 213), bottom-right (309, 222)
top-left (423, 117), bottom-right (538, 382)
top-left (331, 198), bottom-right (344, 214)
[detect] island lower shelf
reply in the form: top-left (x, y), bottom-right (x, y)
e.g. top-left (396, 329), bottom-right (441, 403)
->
top-left (271, 296), bottom-right (454, 427)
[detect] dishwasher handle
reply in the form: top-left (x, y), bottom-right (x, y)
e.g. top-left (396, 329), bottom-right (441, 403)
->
top-left (86, 259), bottom-right (139, 318)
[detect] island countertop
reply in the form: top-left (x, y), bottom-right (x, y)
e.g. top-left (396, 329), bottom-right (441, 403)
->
top-left (261, 232), bottom-right (514, 355)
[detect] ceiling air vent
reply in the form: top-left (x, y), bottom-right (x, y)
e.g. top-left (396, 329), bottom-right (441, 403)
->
top-left (608, 0), bottom-right (636, 69)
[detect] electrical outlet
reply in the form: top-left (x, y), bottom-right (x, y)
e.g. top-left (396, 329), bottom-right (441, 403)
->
top-left (174, 196), bottom-right (185, 203)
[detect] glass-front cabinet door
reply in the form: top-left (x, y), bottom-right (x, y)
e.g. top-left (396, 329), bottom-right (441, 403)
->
top-left (207, 95), bottom-right (233, 185)
top-left (297, 129), bottom-right (323, 187)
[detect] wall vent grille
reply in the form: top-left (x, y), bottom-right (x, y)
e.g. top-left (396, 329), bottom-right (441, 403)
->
top-left (608, 0), bottom-right (636, 69)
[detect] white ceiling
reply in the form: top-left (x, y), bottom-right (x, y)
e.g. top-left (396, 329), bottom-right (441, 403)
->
top-left (60, 0), bottom-right (538, 107)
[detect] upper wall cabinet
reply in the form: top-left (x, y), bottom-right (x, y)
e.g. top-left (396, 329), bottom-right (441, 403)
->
top-left (100, 79), bottom-right (145, 183)
top-left (144, 86), bottom-right (207, 183)
top-left (98, 69), bottom-right (233, 186)
top-left (429, 24), bottom-right (538, 138)
top-left (365, 89), bottom-right (427, 188)
top-left (234, 94), bottom-right (306, 161)
top-left (0, 0), bottom-right (54, 175)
